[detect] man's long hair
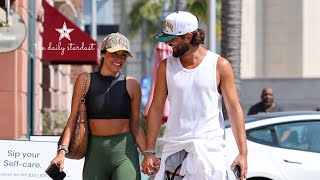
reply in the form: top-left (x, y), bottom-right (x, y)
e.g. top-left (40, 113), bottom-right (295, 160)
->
top-left (190, 29), bottom-right (205, 46)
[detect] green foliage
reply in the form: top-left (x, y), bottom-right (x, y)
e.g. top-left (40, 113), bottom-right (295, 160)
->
top-left (140, 113), bottom-right (166, 137)
top-left (186, 0), bottom-right (208, 24)
top-left (186, 0), bottom-right (222, 41)
top-left (128, 0), bottom-right (164, 46)
top-left (42, 108), bottom-right (68, 135)
top-left (140, 113), bottom-right (148, 132)
top-left (128, 0), bottom-right (222, 45)
top-left (159, 124), bottom-right (166, 137)
top-left (216, 0), bottom-right (222, 41)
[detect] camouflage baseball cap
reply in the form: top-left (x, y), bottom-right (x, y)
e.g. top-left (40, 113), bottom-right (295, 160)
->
top-left (101, 32), bottom-right (133, 57)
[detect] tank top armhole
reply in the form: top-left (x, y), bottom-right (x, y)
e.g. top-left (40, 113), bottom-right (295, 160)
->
top-left (210, 52), bottom-right (222, 96)
top-left (165, 57), bottom-right (170, 99)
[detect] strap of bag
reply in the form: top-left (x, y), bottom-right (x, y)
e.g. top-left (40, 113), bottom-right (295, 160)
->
top-left (165, 163), bottom-right (183, 180)
top-left (165, 151), bottom-right (187, 180)
top-left (57, 72), bottom-right (88, 151)
top-left (80, 72), bottom-right (88, 103)
top-left (104, 73), bottom-right (122, 95)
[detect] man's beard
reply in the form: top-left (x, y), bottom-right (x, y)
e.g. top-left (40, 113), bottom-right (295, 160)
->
top-left (173, 42), bottom-right (190, 58)
top-left (263, 99), bottom-right (273, 107)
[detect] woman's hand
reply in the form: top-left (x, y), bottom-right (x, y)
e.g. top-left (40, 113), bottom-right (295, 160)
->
top-left (50, 150), bottom-right (66, 172)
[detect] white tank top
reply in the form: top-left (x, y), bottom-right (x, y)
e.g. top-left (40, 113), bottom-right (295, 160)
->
top-left (154, 51), bottom-right (227, 180)
top-left (164, 50), bottom-right (226, 144)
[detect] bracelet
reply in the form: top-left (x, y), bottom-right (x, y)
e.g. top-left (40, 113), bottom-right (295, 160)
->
top-left (143, 150), bottom-right (156, 156)
top-left (58, 145), bottom-right (69, 154)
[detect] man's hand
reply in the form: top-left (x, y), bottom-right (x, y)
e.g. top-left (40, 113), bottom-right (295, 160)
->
top-left (231, 153), bottom-right (247, 180)
top-left (141, 154), bottom-right (160, 176)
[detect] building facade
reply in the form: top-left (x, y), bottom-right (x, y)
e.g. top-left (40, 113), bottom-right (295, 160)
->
top-left (241, 0), bottom-right (320, 78)
top-left (0, 0), bottom-right (94, 139)
top-left (240, 0), bottom-right (320, 113)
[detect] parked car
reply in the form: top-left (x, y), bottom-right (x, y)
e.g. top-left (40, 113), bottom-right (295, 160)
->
top-left (225, 111), bottom-right (320, 180)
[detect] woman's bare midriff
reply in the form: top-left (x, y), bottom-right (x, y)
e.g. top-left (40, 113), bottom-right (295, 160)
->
top-left (89, 119), bottom-right (130, 136)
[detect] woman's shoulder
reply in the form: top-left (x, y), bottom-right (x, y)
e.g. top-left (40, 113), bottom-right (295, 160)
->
top-left (125, 75), bottom-right (139, 85)
top-left (75, 72), bottom-right (90, 82)
top-left (125, 75), bottom-right (140, 90)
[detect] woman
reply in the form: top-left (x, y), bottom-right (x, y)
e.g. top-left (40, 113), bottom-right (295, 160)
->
top-left (51, 32), bottom-right (146, 180)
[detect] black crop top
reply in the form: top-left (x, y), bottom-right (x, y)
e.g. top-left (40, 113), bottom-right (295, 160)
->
top-left (85, 72), bottom-right (131, 119)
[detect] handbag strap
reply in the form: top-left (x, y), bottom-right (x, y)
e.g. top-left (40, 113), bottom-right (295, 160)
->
top-left (80, 72), bottom-right (88, 104)
top-left (104, 73), bottom-right (123, 95)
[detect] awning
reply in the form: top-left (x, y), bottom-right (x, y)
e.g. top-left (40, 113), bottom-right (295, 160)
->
top-left (42, 0), bottom-right (99, 64)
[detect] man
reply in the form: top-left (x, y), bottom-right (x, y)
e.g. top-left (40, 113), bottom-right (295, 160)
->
top-left (141, 11), bottom-right (247, 180)
top-left (247, 87), bottom-right (283, 115)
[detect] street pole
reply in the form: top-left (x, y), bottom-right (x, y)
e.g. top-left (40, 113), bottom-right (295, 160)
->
top-left (27, 0), bottom-right (36, 138)
top-left (5, 0), bottom-right (10, 24)
top-left (91, 0), bottom-right (97, 40)
top-left (209, 0), bottom-right (216, 52)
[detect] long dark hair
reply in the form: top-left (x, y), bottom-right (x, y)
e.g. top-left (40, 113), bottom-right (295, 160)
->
top-left (94, 50), bottom-right (106, 72)
top-left (180, 29), bottom-right (205, 46)
top-left (190, 29), bottom-right (205, 46)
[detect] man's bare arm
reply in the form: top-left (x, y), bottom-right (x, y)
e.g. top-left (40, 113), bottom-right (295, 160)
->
top-left (146, 59), bottom-right (168, 150)
top-left (217, 56), bottom-right (248, 179)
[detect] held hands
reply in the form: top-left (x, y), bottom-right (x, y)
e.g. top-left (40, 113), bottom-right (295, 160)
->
top-left (231, 153), bottom-right (248, 180)
top-left (50, 150), bottom-right (66, 172)
top-left (141, 154), bottom-right (160, 176)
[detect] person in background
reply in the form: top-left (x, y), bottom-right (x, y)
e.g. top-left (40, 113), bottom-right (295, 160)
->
top-left (144, 42), bottom-right (172, 124)
top-left (247, 87), bottom-right (283, 115)
top-left (50, 32), bottom-right (146, 180)
top-left (141, 11), bottom-right (247, 180)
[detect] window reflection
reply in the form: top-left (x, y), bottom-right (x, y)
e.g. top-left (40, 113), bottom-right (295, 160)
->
top-left (247, 120), bottom-right (320, 153)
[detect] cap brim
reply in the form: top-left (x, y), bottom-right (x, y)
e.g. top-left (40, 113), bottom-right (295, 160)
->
top-left (106, 47), bottom-right (133, 57)
top-left (154, 32), bottom-right (178, 42)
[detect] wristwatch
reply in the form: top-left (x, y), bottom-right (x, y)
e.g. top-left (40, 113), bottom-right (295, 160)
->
top-left (58, 145), bottom-right (69, 154)
top-left (143, 150), bottom-right (156, 156)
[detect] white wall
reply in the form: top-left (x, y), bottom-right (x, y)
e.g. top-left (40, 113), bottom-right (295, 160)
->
top-left (302, 0), bottom-right (320, 77)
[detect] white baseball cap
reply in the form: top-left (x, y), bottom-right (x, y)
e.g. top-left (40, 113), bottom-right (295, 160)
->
top-left (154, 11), bottom-right (198, 42)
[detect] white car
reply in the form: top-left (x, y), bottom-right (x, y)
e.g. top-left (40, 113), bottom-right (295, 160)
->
top-left (225, 111), bottom-right (320, 180)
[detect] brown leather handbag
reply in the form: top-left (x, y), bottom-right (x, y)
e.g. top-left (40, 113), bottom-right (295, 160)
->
top-left (58, 72), bottom-right (89, 159)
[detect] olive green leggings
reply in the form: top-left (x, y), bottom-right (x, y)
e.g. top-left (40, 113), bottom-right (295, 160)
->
top-left (83, 132), bottom-right (141, 180)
